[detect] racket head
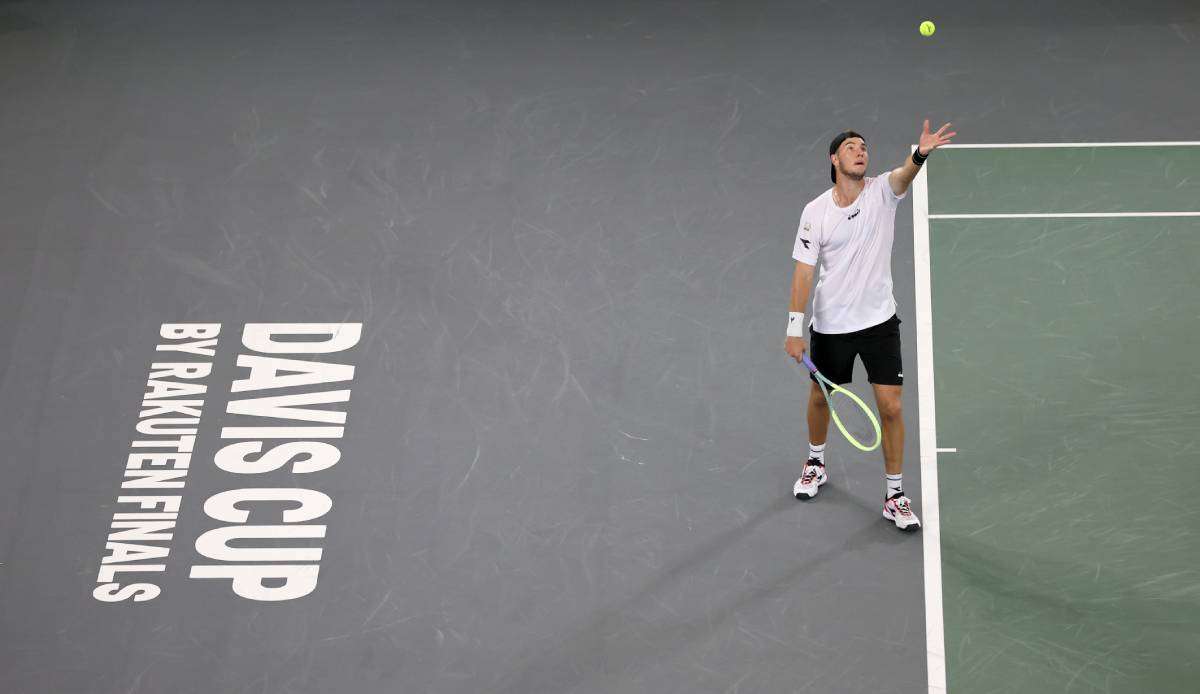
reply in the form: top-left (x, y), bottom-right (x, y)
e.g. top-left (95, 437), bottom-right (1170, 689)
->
top-left (822, 380), bottom-right (882, 452)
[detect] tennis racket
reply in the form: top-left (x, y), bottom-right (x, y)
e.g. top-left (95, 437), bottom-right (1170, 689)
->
top-left (801, 352), bottom-right (881, 452)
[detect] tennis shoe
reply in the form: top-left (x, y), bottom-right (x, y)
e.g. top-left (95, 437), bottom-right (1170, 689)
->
top-left (883, 493), bottom-right (921, 531)
top-left (793, 459), bottom-right (827, 499)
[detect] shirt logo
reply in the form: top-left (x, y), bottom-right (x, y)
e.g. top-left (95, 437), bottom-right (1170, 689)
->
top-left (803, 222), bottom-right (811, 231)
top-left (799, 238), bottom-right (811, 249)
top-left (847, 209), bottom-right (860, 220)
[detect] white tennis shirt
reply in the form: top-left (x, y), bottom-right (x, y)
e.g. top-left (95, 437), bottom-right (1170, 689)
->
top-left (792, 171), bottom-right (907, 334)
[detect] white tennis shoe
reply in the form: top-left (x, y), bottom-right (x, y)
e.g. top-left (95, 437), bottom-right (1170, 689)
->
top-left (883, 493), bottom-right (921, 530)
top-left (793, 459), bottom-right (827, 499)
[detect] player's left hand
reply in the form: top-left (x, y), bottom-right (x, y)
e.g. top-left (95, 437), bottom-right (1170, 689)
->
top-left (917, 120), bottom-right (956, 156)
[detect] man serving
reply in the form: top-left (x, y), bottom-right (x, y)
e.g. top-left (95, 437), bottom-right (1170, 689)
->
top-left (785, 120), bottom-right (956, 530)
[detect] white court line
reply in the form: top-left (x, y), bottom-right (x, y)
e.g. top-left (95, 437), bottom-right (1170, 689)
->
top-left (935, 448), bottom-right (957, 454)
top-left (942, 141), bottom-right (1200, 148)
top-left (930, 212), bottom-right (1200, 219)
top-left (912, 148), bottom-right (947, 694)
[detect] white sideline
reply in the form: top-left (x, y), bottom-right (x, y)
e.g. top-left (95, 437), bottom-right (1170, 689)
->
top-left (911, 149), bottom-right (947, 694)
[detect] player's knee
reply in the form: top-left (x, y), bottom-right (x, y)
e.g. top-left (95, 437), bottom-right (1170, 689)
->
top-left (879, 399), bottom-right (903, 421)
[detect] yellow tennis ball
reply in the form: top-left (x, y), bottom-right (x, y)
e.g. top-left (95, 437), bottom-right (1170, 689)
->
top-left (919, 20), bottom-right (936, 37)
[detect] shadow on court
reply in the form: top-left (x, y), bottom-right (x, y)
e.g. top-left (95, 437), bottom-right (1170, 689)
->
top-left (492, 485), bottom-right (907, 693)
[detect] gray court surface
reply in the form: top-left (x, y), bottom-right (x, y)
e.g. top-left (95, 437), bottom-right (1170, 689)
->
top-left (2, 2), bottom-right (1198, 693)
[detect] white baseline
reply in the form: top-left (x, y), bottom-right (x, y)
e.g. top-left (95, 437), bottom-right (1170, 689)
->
top-left (930, 211), bottom-right (1200, 219)
top-left (941, 141), bottom-right (1200, 148)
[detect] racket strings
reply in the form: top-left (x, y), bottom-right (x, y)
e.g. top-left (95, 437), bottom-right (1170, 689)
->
top-left (821, 382), bottom-right (882, 452)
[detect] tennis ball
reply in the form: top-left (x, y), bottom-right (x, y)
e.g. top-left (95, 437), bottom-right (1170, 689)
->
top-left (919, 20), bottom-right (936, 37)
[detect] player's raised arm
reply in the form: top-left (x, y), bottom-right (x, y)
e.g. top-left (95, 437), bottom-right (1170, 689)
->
top-left (889, 119), bottom-right (956, 196)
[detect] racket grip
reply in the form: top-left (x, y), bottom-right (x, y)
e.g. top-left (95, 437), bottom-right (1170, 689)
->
top-left (801, 352), bottom-right (817, 373)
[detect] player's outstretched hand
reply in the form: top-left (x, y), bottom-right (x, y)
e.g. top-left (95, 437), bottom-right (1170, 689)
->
top-left (918, 119), bottom-right (956, 156)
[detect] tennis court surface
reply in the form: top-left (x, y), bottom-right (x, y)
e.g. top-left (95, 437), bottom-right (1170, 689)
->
top-left (4, 3), bottom-right (1200, 693)
top-left (915, 143), bottom-right (1200, 693)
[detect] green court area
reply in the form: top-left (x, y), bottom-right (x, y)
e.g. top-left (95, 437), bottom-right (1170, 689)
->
top-left (929, 145), bottom-right (1200, 214)
top-left (926, 146), bottom-right (1200, 694)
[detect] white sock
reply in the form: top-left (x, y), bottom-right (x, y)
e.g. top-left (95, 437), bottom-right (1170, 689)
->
top-left (808, 442), bottom-right (826, 464)
top-left (886, 474), bottom-right (903, 499)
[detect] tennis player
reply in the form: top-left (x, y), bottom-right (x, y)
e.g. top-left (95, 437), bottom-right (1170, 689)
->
top-left (784, 121), bottom-right (955, 530)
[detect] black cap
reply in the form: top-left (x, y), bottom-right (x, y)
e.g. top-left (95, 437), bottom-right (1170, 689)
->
top-left (829, 130), bottom-right (865, 183)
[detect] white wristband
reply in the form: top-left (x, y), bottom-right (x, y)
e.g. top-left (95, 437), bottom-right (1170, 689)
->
top-left (787, 312), bottom-right (805, 338)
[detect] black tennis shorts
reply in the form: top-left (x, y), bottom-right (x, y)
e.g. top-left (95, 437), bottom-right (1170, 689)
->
top-left (809, 314), bottom-right (904, 387)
